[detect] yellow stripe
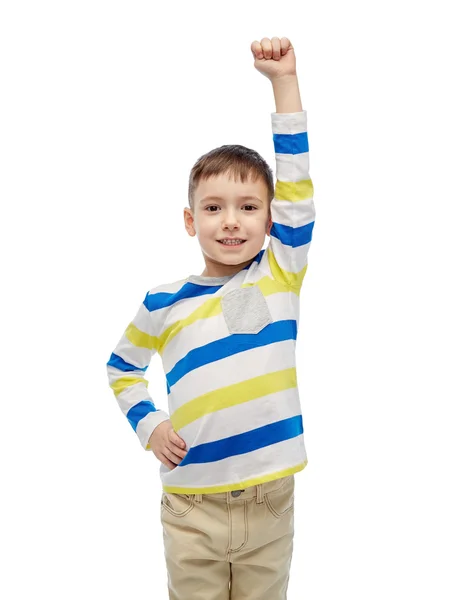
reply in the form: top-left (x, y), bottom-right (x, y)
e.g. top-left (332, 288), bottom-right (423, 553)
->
top-left (171, 367), bottom-right (297, 431)
top-left (242, 275), bottom-right (289, 296)
top-left (111, 376), bottom-right (148, 396)
top-left (267, 248), bottom-right (308, 292)
top-left (163, 460), bottom-right (308, 494)
top-left (158, 297), bottom-right (222, 354)
top-left (126, 322), bottom-right (159, 351)
top-left (109, 323), bottom-right (155, 397)
top-left (275, 178), bottom-right (314, 202)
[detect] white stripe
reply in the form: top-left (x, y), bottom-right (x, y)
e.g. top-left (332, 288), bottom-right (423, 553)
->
top-left (168, 338), bottom-right (297, 410)
top-left (265, 290), bottom-right (299, 319)
top-left (271, 110), bottom-right (307, 135)
top-left (125, 299), bottom-right (160, 339)
top-left (273, 151), bottom-right (310, 182)
top-left (162, 313), bottom-right (230, 370)
top-left (271, 195), bottom-right (315, 228)
top-left (268, 236), bottom-right (311, 276)
top-left (179, 387), bottom-right (302, 446)
top-left (243, 252), bottom-right (272, 284)
top-left (110, 373), bottom-right (154, 415)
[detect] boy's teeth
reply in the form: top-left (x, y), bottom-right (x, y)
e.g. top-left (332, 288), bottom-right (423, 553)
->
top-left (221, 239), bottom-right (244, 245)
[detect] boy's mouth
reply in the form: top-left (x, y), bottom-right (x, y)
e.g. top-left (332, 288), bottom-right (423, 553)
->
top-left (217, 238), bottom-right (246, 247)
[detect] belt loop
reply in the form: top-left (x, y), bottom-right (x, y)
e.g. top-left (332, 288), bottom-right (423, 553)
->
top-left (194, 493), bottom-right (202, 503)
top-left (256, 484), bottom-right (263, 504)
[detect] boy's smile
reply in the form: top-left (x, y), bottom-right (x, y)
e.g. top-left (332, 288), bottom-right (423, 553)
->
top-left (184, 172), bottom-right (272, 278)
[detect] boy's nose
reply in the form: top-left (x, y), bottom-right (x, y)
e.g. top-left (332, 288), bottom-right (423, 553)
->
top-left (222, 211), bottom-right (240, 229)
top-left (222, 222), bottom-right (240, 230)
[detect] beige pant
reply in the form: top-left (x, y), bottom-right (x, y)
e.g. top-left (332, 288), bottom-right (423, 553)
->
top-left (160, 474), bottom-right (295, 599)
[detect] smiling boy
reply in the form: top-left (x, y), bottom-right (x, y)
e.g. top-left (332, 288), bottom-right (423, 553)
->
top-left (106, 36), bottom-right (315, 599)
top-left (185, 171), bottom-right (273, 278)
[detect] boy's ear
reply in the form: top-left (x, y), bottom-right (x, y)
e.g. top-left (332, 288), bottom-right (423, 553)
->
top-left (266, 212), bottom-right (273, 236)
top-left (184, 207), bottom-right (196, 237)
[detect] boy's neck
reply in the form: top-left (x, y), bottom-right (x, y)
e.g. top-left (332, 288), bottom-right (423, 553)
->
top-left (200, 257), bottom-right (254, 278)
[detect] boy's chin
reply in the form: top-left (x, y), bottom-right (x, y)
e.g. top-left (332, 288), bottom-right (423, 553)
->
top-left (213, 250), bottom-right (257, 266)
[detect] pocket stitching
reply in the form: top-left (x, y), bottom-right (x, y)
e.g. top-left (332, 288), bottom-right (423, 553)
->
top-left (265, 492), bottom-right (294, 518)
top-left (264, 477), bottom-right (295, 518)
top-left (161, 493), bottom-right (194, 518)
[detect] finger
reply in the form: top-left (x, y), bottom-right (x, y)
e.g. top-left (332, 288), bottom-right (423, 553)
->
top-left (169, 429), bottom-right (186, 449)
top-left (157, 452), bottom-right (177, 470)
top-left (280, 37), bottom-right (291, 56)
top-left (251, 40), bottom-right (263, 60)
top-left (260, 37), bottom-right (272, 59)
top-left (165, 447), bottom-right (183, 465)
top-left (271, 37), bottom-right (281, 60)
top-left (171, 443), bottom-right (188, 460)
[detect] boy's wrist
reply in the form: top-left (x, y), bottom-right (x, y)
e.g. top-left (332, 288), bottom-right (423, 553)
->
top-left (271, 74), bottom-right (303, 113)
top-left (271, 74), bottom-right (298, 84)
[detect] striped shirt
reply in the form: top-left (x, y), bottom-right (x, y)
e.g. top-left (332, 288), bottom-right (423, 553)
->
top-left (106, 111), bottom-right (315, 494)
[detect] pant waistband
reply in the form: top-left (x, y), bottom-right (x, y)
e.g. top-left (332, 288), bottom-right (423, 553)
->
top-left (192, 475), bottom-right (293, 504)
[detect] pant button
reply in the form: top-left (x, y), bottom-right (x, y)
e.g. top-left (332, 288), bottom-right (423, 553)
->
top-left (231, 490), bottom-right (244, 497)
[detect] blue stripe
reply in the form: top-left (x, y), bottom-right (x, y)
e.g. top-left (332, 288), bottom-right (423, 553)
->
top-left (254, 249), bottom-right (264, 264)
top-left (166, 320), bottom-right (297, 388)
top-left (179, 415), bottom-right (303, 466)
top-left (107, 352), bottom-right (148, 373)
top-left (271, 221), bottom-right (315, 248)
top-left (127, 400), bottom-right (157, 431)
top-left (144, 282), bottom-right (224, 312)
top-left (273, 131), bottom-right (308, 155)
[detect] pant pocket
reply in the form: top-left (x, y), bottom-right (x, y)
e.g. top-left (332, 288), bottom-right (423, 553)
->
top-left (221, 286), bottom-right (272, 334)
top-left (161, 493), bottom-right (195, 518)
top-left (264, 476), bottom-right (295, 518)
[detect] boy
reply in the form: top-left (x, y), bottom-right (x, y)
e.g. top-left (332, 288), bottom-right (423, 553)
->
top-left (106, 36), bottom-right (315, 599)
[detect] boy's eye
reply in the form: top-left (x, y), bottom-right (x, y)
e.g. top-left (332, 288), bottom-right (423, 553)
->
top-left (205, 205), bottom-right (257, 212)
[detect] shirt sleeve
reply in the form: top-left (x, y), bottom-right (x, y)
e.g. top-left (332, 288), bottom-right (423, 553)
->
top-left (106, 290), bottom-right (170, 451)
top-left (265, 110), bottom-right (316, 291)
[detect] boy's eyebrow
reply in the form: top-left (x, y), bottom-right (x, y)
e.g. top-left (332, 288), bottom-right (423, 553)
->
top-left (199, 195), bottom-right (263, 204)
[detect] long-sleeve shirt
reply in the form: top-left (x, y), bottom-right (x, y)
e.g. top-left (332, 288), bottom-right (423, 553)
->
top-left (106, 111), bottom-right (315, 494)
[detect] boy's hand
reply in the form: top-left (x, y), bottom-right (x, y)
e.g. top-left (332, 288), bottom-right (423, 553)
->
top-left (250, 36), bottom-right (296, 81)
top-left (149, 420), bottom-right (188, 470)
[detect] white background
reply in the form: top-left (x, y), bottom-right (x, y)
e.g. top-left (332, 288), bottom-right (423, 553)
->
top-left (1, 0), bottom-right (449, 598)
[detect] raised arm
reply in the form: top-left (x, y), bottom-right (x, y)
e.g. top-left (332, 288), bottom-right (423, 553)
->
top-left (252, 37), bottom-right (315, 292)
top-left (106, 291), bottom-right (170, 451)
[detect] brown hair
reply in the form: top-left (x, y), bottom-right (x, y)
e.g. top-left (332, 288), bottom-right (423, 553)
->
top-left (188, 144), bottom-right (274, 210)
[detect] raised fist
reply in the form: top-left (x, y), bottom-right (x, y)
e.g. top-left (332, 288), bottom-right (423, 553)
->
top-left (251, 36), bottom-right (296, 81)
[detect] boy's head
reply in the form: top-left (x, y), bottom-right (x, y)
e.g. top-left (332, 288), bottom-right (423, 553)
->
top-left (184, 144), bottom-right (274, 277)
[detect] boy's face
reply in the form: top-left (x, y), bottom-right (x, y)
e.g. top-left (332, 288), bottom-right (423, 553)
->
top-left (184, 173), bottom-right (272, 277)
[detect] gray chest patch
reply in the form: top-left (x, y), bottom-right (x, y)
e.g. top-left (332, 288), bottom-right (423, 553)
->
top-left (221, 286), bottom-right (272, 334)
